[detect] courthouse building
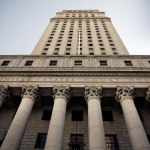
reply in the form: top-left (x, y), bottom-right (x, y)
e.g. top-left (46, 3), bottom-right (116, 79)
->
top-left (0, 10), bottom-right (150, 150)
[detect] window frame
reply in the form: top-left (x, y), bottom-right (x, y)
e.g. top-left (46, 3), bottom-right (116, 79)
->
top-left (124, 60), bottom-right (133, 67)
top-left (49, 60), bottom-right (58, 66)
top-left (24, 60), bottom-right (33, 67)
top-left (74, 60), bottom-right (82, 66)
top-left (35, 133), bottom-right (47, 149)
top-left (99, 60), bottom-right (108, 67)
top-left (0, 60), bottom-right (11, 66)
top-left (105, 134), bottom-right (119, 150)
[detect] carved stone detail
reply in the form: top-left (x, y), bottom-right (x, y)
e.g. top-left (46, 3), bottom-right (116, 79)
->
top-left (53, 86), bottom-right (70, 101)
top-left (85, 86), bottom-right (102, 101)
top-left (116, 86), bottom-right (134, 102)
top-left (146, 86), bottom-right (150, 102)
top-left (0, 85), bottom-right (9, 102)
top-left (22, 85), bottom-right (38, 102)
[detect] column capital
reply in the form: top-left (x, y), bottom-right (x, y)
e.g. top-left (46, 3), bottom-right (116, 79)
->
top-left (116, 86), bottom-right (134, 102)
top-left (0, 85), bottom-right (9, 102)
top-left (22, 85), bottom-right (39, 102)
top-left (53, 86), bottom-right (71, 101)
top-left (85, 86), bottom-right (102, 102)
top-left (146, 86), bottom-right (150, 102)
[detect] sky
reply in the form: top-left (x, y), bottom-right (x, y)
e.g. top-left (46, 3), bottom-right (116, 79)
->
top-left (0, 0), bottom-right (150, 55)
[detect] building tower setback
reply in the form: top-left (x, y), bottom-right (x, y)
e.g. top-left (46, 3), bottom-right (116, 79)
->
top-left (32, 10), bottom-right (129, 56)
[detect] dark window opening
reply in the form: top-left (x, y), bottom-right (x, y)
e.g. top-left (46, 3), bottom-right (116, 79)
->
top-left (105, 135), bottom-right (119, 150)
top-left (72, 110), bottom-right (83, 121)
top-left (24, 60), bottom-right (33, 66)
top-left (42, 110), bottom-right (52, 120)
top-left (99, 60), bottom-right (108, 66)
top-left (69, 134), bottom-right (84, 150)
top-left (124, 61), bottom-right (133, 66)
top-left (49, 60), bottom-right (57, 66)
top-left (89, 52), bottom-right (94, 55)
top-left (102, 110), bottom-right (113, 121)
top-left (74, 60), bottom-right (82, 66)
top-left (1, 61), bottom-right (10, 66)
top-left (35, 133), bottom-right (47, 149)
top-left (42, 53), bottom-right (46, 55)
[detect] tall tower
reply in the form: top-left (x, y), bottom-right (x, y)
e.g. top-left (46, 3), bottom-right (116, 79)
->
top-left (32, 10), bottom-right (129, 55)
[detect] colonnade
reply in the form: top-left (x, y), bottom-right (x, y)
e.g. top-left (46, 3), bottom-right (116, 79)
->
top-left (0, 85), bottom-right (150, 150)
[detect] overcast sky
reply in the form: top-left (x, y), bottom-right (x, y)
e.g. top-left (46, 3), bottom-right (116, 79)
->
top-left (0, 0), bottom-right (150, 55)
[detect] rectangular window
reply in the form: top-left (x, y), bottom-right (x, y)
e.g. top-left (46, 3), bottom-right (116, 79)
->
top-left (100, 48), bottom-right (105, 51)
top-left (69, 134), bottom-right (84, 150)
top-left (102, 110), bottom-right (113, 121)
top-left (105, 135), bottom-right (119, 150)
top-left (124, 61), bottom-right (133, 66)
top-left (99, 60), bottom-right (108, 66)
top-left (35, 133), bottom-right (47, 149)
top-left (1, 60), bottom-right (10, 66)
top-left (42, 53), bottom-right (46, 55)
top-left (24, 60), bottom-right (33, 66)
top-left (66, 53), bottom-right (70, 55)
top-left (44, 48), bottom-right (48, 51)
top-left (42, 110), bottom-right (52, 120)
top-left (89, 52), bottom-right (94, 55)
top-left (49, 60), bottom-right (57, 66)
top-left (74, 60), bottom-right (82, 66)
top-left (72, 110), bottom-right (83, 121)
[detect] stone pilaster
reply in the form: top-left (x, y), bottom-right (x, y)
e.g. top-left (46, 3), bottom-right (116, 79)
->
top-left (1, 85), bottom-right (38, 150)
top-left (85, 86), bottom-right (106, 150)
top-left (0, 85), bottom-right (9, 108)
top-left (44, 86), bottom-right (70, 150)
top-left (116, 86), bottom-right (150, 150)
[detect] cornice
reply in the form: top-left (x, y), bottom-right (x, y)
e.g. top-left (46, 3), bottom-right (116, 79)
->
top-left (51, 17), bottom-right (110, 21)
top-left (0, 71), bottom-right (150, 77)
top-left (0, 55), bottom-right (150, 59)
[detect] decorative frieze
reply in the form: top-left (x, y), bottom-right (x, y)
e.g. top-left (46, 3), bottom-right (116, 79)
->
top-left (85, 86), bottom-right (102, 101)
top-left (53, 86), bottom-right (70, 101)
top-left (116, 86), bottom-right (134, 102)
top-left (22, 85), bottom-right (38, 102)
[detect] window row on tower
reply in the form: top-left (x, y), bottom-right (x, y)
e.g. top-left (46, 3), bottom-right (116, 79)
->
top-left (1, 58), bottom-right (150, 68)
top-left (42, 20), bottom-right (117, 55)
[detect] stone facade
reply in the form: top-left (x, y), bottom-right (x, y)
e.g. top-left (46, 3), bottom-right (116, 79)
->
top-left (0, 10), bottom-right (150, 150)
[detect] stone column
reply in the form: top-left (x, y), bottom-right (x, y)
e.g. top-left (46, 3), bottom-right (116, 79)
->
top-left (0, 85), bottom-right (9, 108)
top-left (116, 86), bottom-right (150, 150)
top-left (85, 86), bottom-right (106, 150)
top-left (1, 85), bottom-right (38, 150)
top-left (44, 86), bottom-right (70, 150)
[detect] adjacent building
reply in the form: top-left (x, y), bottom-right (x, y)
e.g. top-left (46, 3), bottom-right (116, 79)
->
top-left (0, 10), bottom-right (150, 150)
